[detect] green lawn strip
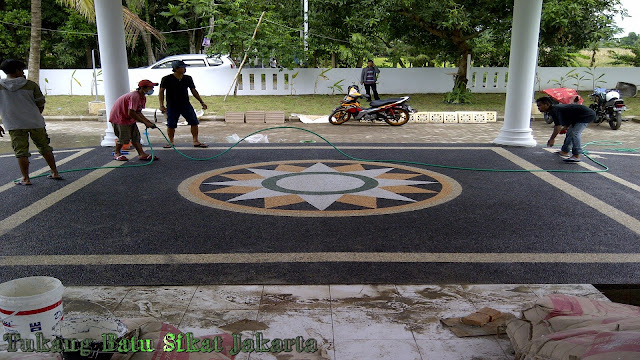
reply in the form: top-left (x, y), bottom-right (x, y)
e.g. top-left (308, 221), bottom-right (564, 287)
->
top-left (41, 92), bottom-right (638, 117)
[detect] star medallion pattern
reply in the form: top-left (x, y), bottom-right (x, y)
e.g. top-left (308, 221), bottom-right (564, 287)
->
top-left (178, 160), bottom-right (461, 217)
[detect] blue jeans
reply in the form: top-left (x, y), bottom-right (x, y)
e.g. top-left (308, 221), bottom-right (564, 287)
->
top-left (561, 122), bottom-right (589, 155)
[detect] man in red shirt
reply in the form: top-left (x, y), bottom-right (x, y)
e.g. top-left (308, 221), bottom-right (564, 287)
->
top-left (109, 79), bottom-right (158, 161)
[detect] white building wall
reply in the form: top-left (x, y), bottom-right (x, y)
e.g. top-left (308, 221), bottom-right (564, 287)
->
top-left (17, 67), bottom-right (640, 96)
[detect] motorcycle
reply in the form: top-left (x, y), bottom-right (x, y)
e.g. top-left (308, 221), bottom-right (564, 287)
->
top-left (329, 85), bottom-right (415, 126)
top-left (589, 88), bottom-right (627, 130)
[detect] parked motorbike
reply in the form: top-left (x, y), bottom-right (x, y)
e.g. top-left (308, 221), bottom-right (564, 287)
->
top-left (329, 85), bottom-right (415, 126)
top-left (589, 88), bottom-right (626, 130)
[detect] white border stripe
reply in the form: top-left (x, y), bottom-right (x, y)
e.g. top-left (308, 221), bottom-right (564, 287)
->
top-left (0, 149), bottom-right (86, 159)
top-left (0, 148), bottom-right (94, 194)
top-left (578, 162), bottom-right (640, 193)
top-left (1, 253), bottom-right (639, 265)
top-left (0, 160), bottom-right (124, 237)
top-left (493, 148), bottom-right (640, 235)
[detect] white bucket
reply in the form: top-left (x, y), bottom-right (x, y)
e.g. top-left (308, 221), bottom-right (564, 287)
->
top-left (0, 276), bottom-right (64, 340)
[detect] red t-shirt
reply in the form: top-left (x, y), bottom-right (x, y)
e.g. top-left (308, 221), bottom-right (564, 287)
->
top-left (109, 91), bottom-right (146, 125)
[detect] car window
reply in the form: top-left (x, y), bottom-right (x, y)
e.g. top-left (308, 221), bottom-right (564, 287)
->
top-left (184, 59), bottom-right (207, 67)
top-left (151, 61), bottom-right (174, 69)
top-left (207, 57), bottom-right (223, 66)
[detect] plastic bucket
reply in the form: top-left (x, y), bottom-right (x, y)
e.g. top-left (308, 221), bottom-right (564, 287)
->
top-left (57, 316), bottom-right (128, 360)
top-left (0, 276), bottom-right (64, 340)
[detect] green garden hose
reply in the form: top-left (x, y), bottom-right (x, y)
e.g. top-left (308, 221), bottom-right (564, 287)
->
top-left (154, 126), bottom-right (611, 173)
top-left (17, 125), bottom-right (629, 183)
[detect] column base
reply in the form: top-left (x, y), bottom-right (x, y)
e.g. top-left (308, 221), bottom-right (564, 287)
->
top-left (101, 129), bottom-right (117, 147)
top-left (493, 128), bottom-right (537, 147)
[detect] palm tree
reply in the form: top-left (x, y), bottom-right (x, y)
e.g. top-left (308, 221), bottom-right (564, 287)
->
top-left (57, 0), bottom-right (166, 48)
top-left (125, 0), bottom-right (160, 65)
top-left (27, 0), bottom-right (166, 82)
top-left (27, 0), bottom-right (42, 84)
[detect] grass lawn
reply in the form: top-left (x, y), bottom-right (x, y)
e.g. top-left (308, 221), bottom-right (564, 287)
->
top-left (42, 91), bottom-right (639, 117)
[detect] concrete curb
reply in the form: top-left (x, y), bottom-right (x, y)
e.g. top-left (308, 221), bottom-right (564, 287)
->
top-left (40, 115), bottom-right (640, 124)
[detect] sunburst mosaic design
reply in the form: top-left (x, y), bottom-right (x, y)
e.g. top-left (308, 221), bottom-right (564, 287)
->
top-left (178, 160), bottom-right (461, 217)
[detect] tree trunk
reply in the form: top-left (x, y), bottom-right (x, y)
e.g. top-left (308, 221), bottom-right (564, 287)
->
top-left (195, 29), bottom-right (204, 54)
top-left (143, 5), bottom-right (156, 65)
top-left (189, 30), bottom-right (196, 53)
top-left (454, 44), bottom-right (471, 89)
top-left (86, 45), bottom-right (93, 68)
top-left (331, 53), bottom-right (336, 68)
top-left (28, 0), bottom-right (42, 85)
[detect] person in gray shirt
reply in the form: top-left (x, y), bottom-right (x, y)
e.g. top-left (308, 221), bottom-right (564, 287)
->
top-left (360, 60), bottom-right (380, 100)
top-left (0, 59), bottom-right (62, 185)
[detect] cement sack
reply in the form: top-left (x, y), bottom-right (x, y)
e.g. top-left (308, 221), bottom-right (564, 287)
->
top-left (506, 294), bottom-right (640, 360)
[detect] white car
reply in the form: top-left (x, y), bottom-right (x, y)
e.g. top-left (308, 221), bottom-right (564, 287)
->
top-left (146, 54), bottom-right (236, 69)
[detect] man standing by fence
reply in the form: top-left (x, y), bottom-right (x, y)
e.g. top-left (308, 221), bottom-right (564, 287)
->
top-left (360, 60), bottom-right (380, 100)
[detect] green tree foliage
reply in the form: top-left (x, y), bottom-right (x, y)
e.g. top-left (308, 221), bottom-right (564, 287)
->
top-left (538, 0), bottom-right (623, 66)
top-left (0, 0), bottom-right (630, 76)
top-left (609, 46), bottom-right (640, 67)
top-left (0, 0), bottom-right (97, 69)
top-left (0, 0), bottom-right (31, 61)
top-left (160, 0), bottom-right (213, 53)
top-left (206, 0), bottom-right (304, 68)
top-left (618, 32), bottom-right (640, 47)
top-left (377, 0), bottom-right (514, 88)
top-left (48, 9), bottom-right (98, 68)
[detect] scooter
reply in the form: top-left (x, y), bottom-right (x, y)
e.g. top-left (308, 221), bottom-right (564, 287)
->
top-left (329, 85), bottom-right (415, 126)
top-left (589, 88), bottom-right (626, 130)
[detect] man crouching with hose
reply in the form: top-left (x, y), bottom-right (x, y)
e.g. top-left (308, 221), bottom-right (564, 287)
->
top-left (536, 96), bottom-right (595, 163)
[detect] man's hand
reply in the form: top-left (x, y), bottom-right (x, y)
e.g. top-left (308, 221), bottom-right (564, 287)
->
top-left (200, 102), bottom-right (208, 110)
top-left (547, 138), bottom-right (555, 147)
top-left (145, 122), bottom-right (157, 129)
top-left (0, 125), bottom-right (4, 137)
top-left (159, 105), bottom-right (167, 114)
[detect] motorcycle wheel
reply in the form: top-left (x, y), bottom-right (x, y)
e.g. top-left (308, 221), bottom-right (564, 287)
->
top-left (385, 108), bottom-right (410, 126)
top-left (609, 112), bottom-right (622, 130)
top-left (329, 108), bottom-right (350, 125)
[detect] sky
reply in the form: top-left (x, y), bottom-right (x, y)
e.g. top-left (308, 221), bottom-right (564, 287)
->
top-left (617, 0), bottom-right (640, 37)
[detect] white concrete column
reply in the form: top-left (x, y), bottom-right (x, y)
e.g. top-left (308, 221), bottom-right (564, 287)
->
top-left (493, 0), bottom-right (542, 147)
top-left (95, 0), bottom-right (130, 147)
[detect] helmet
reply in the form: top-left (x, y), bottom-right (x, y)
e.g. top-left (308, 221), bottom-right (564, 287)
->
top-left (347, 85), bottom-right (361, 96)
top-left (605, 90), bottom-right (620, 102)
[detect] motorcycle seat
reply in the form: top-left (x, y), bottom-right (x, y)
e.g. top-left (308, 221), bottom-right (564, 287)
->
top-left (370, 98), bottom-right (405, 107)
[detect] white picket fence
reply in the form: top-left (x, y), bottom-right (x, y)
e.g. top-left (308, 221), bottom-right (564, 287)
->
top-left (12, 66), bottom-right (640, 96)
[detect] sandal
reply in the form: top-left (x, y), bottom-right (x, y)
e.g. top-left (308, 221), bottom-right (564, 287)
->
top-left (193, 143), bottom-right (208, 148)
top-left (163, 143), bottom-right (174, 149)
top-left (114, 155), bottom-right (128, 161)
top-left (47, 174), bottom-right (64, 180)
top-left (139, 155), bottom-right (158, 161)
top-left (14, 180), bottom-right (32, 186)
